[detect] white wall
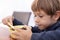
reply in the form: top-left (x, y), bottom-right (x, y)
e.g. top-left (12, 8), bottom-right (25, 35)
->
top-left (0, 0), bottom-right (35, 26)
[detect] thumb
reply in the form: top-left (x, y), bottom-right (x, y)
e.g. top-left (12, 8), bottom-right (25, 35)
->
top-left (8, 16), bottom-right (14, 25)
top-left (9, 19), bottom-right (13, 25)
top-left (24, 25), bottom-right (32, 30)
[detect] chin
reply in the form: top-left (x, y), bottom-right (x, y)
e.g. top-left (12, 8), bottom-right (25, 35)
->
top-left (38, 26), bottom-right (46, 30)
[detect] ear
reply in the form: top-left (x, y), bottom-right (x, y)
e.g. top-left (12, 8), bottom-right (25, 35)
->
top-left (56, 11), bottom-right (60, 16)
top-left (53, 11), bottom-right (60, 21)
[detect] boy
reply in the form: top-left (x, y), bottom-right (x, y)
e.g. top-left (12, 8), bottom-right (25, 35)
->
top-left (2, 0), bottom-right (60, 40)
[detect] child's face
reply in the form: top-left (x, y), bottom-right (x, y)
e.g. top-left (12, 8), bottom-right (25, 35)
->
top-left (34, 10), bottom-right (57, 30)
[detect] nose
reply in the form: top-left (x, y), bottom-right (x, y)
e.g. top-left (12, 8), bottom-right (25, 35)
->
top-left (35, 17), bottom-right (40, 23)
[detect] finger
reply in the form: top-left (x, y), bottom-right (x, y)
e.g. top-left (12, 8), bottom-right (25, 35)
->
top-left (9, 18), bottom-right (13, 25)
top-left (10, 34), bottom-right (20, 39)
top-left (10, 31), bottom-right (20, 39)
top-left (24, 25), bottom-right (31, 30)
top-left (8, 16), bottom-right (14, 25)
top-left (11, 31), bottom-right (20, 36)
top-left (2, 18), bottom-right (8, 25)
top-left (14, 28), bottom-right (23, 32)
top-left (2, 16), bottom-right (14, 26)
top-left (10, 16), bottom-right (14, 25)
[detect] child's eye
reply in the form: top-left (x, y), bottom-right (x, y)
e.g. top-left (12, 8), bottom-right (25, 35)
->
top-left (39, 16), bottom-right (43, 18)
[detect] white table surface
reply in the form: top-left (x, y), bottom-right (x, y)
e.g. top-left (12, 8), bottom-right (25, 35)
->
top-left (0, 23), bottom-right (10, 40)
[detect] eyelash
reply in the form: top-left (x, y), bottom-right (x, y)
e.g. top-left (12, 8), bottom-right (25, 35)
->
top-left (34, 15), bottom-right (43, 18)
top-left (39, 16), bottom-right (43, 18)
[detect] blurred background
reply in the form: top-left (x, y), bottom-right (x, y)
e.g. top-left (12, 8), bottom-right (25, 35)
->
top-left (0, 0), bottom-right (35, 26)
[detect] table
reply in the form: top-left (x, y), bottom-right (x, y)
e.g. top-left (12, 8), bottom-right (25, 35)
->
top-left (0, 24), bottom-right (10, 40)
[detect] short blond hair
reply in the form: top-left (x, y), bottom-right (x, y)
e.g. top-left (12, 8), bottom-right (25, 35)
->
top-left (31, 0), bottom-right (60, 20)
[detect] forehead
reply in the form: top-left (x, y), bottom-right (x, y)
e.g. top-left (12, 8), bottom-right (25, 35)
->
top-left (33, 10), bottom-right (48, 16)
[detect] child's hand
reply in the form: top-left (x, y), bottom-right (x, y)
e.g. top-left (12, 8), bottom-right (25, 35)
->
top-left (10, 25), bottom-right (32, 40)
top-left (2, 16), bottom-right (14, 26)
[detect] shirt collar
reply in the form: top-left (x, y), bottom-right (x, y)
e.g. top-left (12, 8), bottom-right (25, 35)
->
top-left (45, 21), bottom-right (60, 31)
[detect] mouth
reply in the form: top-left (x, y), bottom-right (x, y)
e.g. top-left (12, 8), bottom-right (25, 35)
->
top-left (35, 24), bottom-right (41, 27)
top-left (36, 23), bottom-right (40, 25)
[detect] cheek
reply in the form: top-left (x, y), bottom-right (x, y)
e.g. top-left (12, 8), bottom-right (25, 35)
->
top-left (39, 18), bottom-right (52, 25)
top-left (35, 17), bottom-right (52, 26)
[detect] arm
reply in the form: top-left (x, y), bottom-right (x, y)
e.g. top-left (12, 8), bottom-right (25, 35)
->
top-left (10, 25), bottom-right (60, 40)
top-left (31, 30), bottom-right (60, 40)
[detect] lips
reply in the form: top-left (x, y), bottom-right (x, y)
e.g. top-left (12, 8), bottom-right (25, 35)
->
top-left (35, 23), bottom-right (41, 26)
